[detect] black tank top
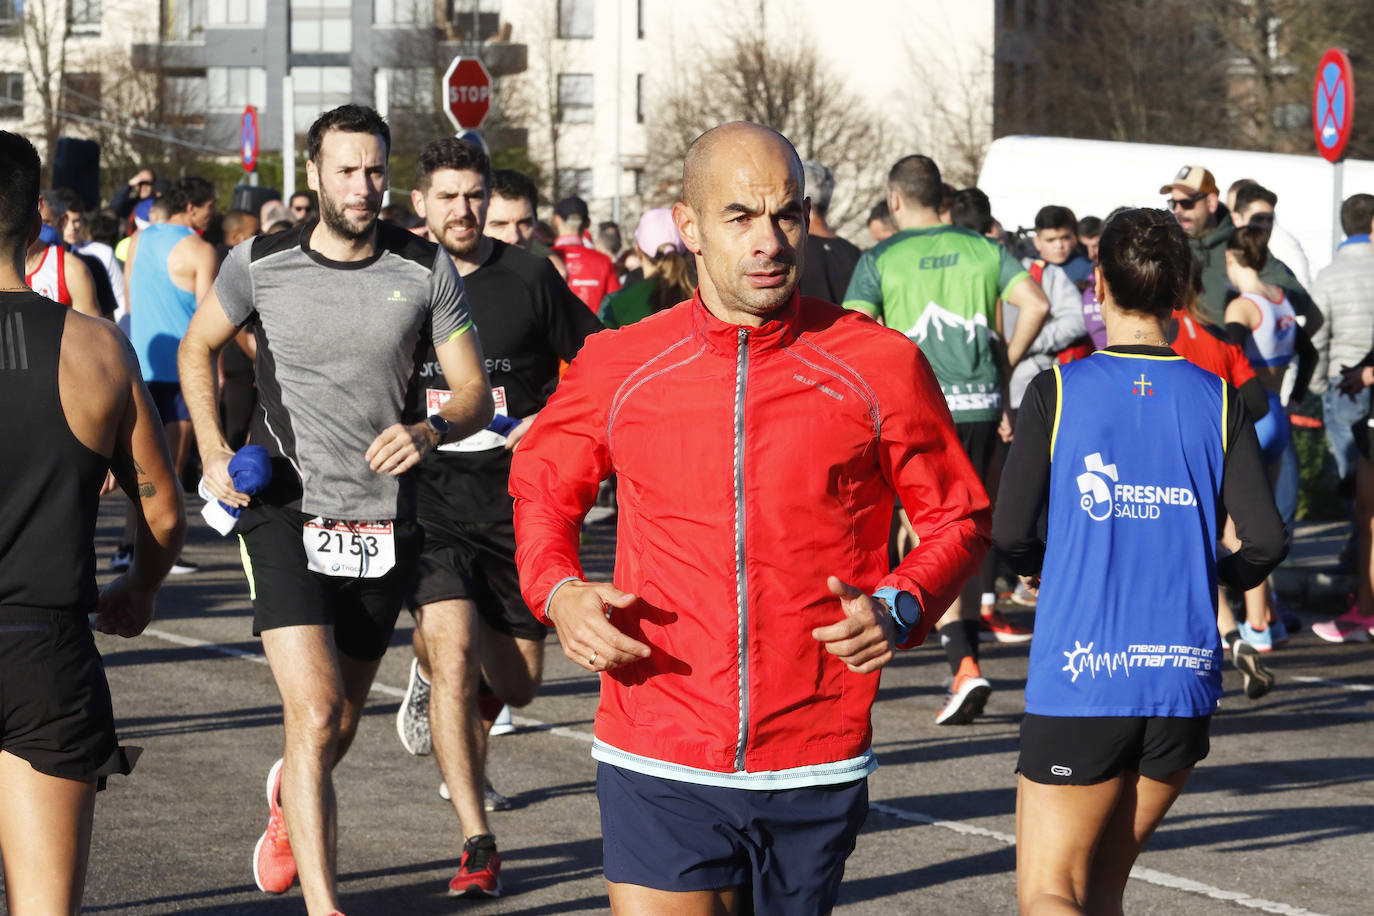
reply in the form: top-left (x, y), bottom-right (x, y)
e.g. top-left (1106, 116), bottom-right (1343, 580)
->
top-left (0, 291), bottom-right (109, 612)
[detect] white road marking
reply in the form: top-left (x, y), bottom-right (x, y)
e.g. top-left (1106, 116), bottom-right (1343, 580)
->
top-left (1292, 675), bottom-right (1374, 693)
top-left (137, 627), bottom-right (1330, 916)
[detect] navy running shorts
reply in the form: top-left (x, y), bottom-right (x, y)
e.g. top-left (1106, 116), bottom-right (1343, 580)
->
top-left (597, 763), bottom-right (868, 914)
top-left (0, 609), bottom-right (138, 785)
top-left (145, 381), bottom-right (190, 424)
top-left (236, 503), bottom-right (423, 662)
top-left (1017, 713), bottom-right (1212, 785)
top-left (409, 515), bottom-right (547, 642)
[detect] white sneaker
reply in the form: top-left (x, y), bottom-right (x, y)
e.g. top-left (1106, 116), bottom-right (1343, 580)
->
top-left (396, 658), bottom-right (432, 756)
top-left (488, 705), bottom-right (514, 737)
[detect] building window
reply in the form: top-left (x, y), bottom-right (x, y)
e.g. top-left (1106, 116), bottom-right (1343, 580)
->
top-left (60, 73), bottom-right (100, 118)
top-left (290, 0), bottom-right (351, 54)
top-left (164, 75), bottom-right (209, 120)
top-left (636, 0), bottom-right (644, 38)
top-left (0, 0), bottom-right (18, 34)
top-left (444, 0), bottom-right (500, 38)
top-left (0, 72), bottom-right (21, 118)
top-left (630, 167), bottom-right (644, 197)
top-left (68, 0), bottom-right (101, 35)
top-left (557, 0), bottom-right (593, 39)
top-left (557, 168), bottom-right (593, 200)
top-left (208, 67), bottom-right (268, 111)
top-left (636, 73), bottom-right (644, 123)
top-left (377, 67), bottom-right (436, 111)
top-left (558, 73), bottom-right (593, 123)
top-left (208, 0), bottom-right (267, 26)
top-left (292, 66), bottom-right (351, 133)
top-left (375, 0), bottom-right (426, 25)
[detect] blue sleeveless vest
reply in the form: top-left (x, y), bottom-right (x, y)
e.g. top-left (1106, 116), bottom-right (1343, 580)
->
top-left (1026, 351), bottom-right (1226, 717)
top-left (129, 223), bottom-right (197, 383)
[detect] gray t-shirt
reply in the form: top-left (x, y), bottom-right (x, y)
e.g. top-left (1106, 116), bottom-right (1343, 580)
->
top-left (216, 219), bottom-right (473, 520)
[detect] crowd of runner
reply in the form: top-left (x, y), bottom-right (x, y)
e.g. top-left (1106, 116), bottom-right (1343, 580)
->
top-left (2, 102), bottom-right (1373, 916)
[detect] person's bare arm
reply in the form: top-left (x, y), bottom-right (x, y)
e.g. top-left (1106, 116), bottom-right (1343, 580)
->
top-left (97, 334), bottom-right (186, 637)
top-left (177, 287), bottom-right (246, 505)
top-left (122, 231), bottom-right (139, 317)
top-left (190, 237), bottom-right (218, 301)
top-left (365, 327), bottom-right (494, 476)
top-left (64, 253), bottom-right (100, 318)
top-left (1002, 275), bottom-right (1051, 367)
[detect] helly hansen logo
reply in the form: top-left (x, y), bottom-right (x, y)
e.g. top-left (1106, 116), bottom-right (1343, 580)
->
top-left (0, 311), bottom-right (27, 370)
top-left (792, 373), bottom-right (844, 401)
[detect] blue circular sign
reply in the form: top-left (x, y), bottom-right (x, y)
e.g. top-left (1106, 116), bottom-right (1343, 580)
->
top-left (240, 105), bottom-right (259, 172)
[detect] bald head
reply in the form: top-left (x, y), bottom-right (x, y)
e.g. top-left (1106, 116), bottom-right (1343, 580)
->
top-left (673, 121), bottom-right (809, 326)
top-left (683, 121), bottom-right (804, 211)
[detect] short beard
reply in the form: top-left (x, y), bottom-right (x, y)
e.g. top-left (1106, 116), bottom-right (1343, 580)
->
top-left (318, 189), bottom-right (376, 242)
top-left (434, 219), bottom-right (482, 259)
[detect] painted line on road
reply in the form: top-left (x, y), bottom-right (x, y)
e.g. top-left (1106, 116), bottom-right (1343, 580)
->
top-left (866, 802), bottom-right (1330, 915)
top-left (138, 627), bottom-right (1330, 916)
top-left (1292, 675), bottom-right (1374, 693)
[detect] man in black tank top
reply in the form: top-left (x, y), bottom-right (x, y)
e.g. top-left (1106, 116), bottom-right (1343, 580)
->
top-left (0, 132), bottom-right (186, 915)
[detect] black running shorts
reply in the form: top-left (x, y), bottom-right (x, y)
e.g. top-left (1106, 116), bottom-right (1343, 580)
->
top-left (236, 503), bottom-right (423, 662)
top-left (409, 515), bottom-right (547, 642)
top-left (1017, 713), bottom-right (1212, 785)
top-left (955, 419), bottom-right (1001, 484)
top-left (0, 609), bottom-right (138, 785)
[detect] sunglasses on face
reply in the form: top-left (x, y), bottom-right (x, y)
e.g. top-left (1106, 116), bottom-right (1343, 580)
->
top-left (1169, 193), bottom-right (1205, 210)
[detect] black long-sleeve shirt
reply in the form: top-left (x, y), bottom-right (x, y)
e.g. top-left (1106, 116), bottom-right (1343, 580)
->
top-left (992, 345), bottom-right (1289, 592)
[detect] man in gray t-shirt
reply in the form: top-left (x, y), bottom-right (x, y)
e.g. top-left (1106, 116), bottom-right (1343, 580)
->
top-left (178, 105), bottom-right (493, 915)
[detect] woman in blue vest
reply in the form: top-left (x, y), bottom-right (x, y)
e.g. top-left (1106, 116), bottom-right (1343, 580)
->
top-left (992, 208), bottom-right (1287, 916)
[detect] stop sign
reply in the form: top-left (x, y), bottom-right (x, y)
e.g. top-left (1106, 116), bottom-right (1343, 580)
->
top-left (443, 57), bottom-right (491, 130)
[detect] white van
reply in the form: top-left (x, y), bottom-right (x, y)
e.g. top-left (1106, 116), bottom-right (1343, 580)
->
top-left (977, 135), bottom-right (1374, 274)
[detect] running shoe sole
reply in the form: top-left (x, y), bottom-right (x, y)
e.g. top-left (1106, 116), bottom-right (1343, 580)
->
top-left (1232, 641), bottom-right (1273, 700)
top-left (449, 879), bottom-right (501, 898)
top-left (396, 658), bottom-right (432, 756)
top-left (935, 678), bottom-right (991, 725)
top-left (978, 625), bottom-right (1032, 645)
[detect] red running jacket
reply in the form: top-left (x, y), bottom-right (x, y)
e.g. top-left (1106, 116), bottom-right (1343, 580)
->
top-left (511, 291), bottom-right (990, 788)
top-left (553, 235), bottom-right (620, 313)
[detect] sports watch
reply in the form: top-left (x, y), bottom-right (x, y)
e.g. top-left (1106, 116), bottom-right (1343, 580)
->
top-left (872, 587), bottom-right (921, 642)
top-left (424, 414), bottom-right (451, 444)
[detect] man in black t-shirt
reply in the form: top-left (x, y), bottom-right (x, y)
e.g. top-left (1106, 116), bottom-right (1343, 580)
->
top-left (401, 137), bottom-right (602, 899)
top-left (799, 160), bottom-right (862, 304)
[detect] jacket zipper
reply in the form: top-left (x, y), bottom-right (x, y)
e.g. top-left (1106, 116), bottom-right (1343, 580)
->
top-left (733, 326), bottom-right (750, 771)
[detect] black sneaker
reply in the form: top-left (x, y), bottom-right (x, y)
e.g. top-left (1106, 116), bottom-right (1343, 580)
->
top-left (1232, 640), bottom-right (1274, 700)
top-left (170, 557), bottom-right (199, 575)
top-left (109, 544), bottom-right (133, 571)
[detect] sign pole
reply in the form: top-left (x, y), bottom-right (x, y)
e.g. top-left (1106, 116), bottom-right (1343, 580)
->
top-left (282, 75), bottom-right (296, 203)
top-left (1333, 160), bottom-right (1344, 259)
top-left (1313, 47), bottom-right (1355, 256)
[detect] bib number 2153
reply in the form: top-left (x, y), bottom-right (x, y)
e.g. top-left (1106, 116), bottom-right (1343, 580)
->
top-left (302, 518), bottom-right (396, 579)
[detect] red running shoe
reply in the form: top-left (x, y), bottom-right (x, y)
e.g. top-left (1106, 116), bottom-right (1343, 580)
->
top-left (449, 834), bottom-right (502, 898)
top-left (979, 609), bottom-right (1033, 644)
top-left (253, 758), bottom-right (297, 894)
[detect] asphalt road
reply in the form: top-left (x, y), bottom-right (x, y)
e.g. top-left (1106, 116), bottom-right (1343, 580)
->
top-left (19, 497), bottom-right (1372, 915)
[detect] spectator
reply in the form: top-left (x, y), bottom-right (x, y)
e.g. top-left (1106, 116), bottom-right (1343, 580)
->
top-left (288, 191), bottom-right (314, 223)
top-left (1077, 215), bottom-right (1103, 263)
top-left (552, 196), bottom-right (620, 312)
top-left (799, 160), bottom-right (862, 304)
top-left (111, 168), bottom-right (156, 223)
top-left (868, 200), bottom-right (896, 243)
top-left (1311, 194), bottom-right (1374, 506)
top-left (76, 210), bottom-right (127, 321)
top-left (598, 207), bottom-right (695, 329)
top-left (1162, 166), bottom-right (1312, 326)
top-left (1229, 180), bottom-right (1312, 290)
top-left (595, 220), bottom-right (622, 261)
top-left (1033, 204), bottom-right (1093, 288)
top-left (259, 199), bottom-right (289, 230)
top-left (949, 187), bottom-right (994, 235)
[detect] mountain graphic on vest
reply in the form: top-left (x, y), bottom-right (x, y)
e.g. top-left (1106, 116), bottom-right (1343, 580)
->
top-left (1076, 452), bottom-right (1118, 521)
top-left (906, 302), bottom-right (989, 345)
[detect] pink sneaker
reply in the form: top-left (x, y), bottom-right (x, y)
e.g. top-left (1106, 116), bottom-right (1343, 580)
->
top-left (1311, 605), bottom-right (1374, 644)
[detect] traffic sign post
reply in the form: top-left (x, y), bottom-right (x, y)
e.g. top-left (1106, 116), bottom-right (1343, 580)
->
top-left (240, 105), bottom-right (260, 186)
top-left (442, 57), bottom-right (492, 132)
top-left (1314, 48), bottom-right (1354, 256)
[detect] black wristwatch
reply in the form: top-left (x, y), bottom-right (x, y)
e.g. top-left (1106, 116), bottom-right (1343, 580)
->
top-left (424, 414), bottom-right (451, 444)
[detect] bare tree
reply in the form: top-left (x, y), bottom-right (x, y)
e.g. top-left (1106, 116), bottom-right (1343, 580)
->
top-left (497, 2), bottom-right (569, 204)
top-left (644, 13), bottom-right (887, 233)
top-left (20, 0), bottom-right (70, 178)
top-left (905, 46), bottom-right (996, 187)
